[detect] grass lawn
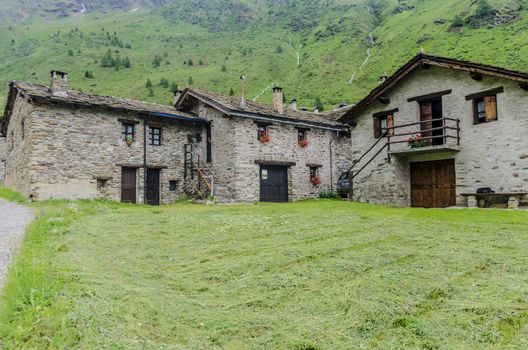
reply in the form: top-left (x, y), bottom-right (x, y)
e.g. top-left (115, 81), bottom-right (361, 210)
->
top-left (1, 196), bottom-right (528, 349)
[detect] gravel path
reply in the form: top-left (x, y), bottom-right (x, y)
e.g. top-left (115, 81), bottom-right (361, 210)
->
top-left (0, 198), bottom-right (34, 290)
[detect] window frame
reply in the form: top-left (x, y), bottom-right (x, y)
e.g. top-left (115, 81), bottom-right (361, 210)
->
top-left (472, 95), bottom-right (498, 125)
top-left (121, 123), bottom-right (135, 141)
top-left (309, 166), bottom-right (319, 181)
top-left (148, 126), bottom-right (162, 146)
top-left (298, 129), bottom-right (308, 143)
top-left (169, 180), bottom-right (178, 192)
top-left (257, 125), bottom-right (268, 140)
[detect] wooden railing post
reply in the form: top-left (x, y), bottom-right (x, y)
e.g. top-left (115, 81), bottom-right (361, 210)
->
top-left (457, 119), bottom-right (460, 146)
top-left (386, 132), bottom-right (391, 164)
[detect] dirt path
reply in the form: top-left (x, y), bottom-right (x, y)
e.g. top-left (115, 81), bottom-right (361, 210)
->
top-left (0, 199), bottom-right (34, 290)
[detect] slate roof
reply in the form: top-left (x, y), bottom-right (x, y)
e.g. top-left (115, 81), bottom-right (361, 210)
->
top-left (177, 87), bottom-right (350, 130)
top-left (340, 53), bottom-right (528, 123)
top-left (2, 81), bottom-right (200, 135)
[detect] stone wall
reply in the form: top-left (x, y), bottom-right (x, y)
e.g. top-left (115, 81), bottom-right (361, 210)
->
top-left (199, 103), bottom-right (353, 202)
top-left (5, 98), bottom-right (202, 203)
top-left (351, 66), bottom-right (528, 206)
top-left (4, 94), bottom-right (34, 195)
top-left (0, 136), bottom-right (5, 184)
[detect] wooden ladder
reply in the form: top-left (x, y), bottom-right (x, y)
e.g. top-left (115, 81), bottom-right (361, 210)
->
top-left (184, 144), bottom-right (216, 197)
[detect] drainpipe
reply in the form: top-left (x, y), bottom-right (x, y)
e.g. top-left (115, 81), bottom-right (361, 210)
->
top-left (143, 116), bottom-right (147, 205)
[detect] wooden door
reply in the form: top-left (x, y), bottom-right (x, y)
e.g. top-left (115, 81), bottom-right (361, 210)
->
top-left (419, 101), bottom-right (433, 146)
top-left (411, 159), bottom-right (456, 208)
top-left (146, 169), bottom-right (160, 206)
top-left (260, 166), bottom-right (288, 203)
top-left (121, 167), bottom-right (137, 203)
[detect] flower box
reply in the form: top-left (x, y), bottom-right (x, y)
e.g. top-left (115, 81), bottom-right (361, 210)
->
top-left (259, 134), bottom-right (271, 144)
top-left (299, 139), bottom-right (310, 148)
top-left (311, 176), bottom-right (322, 186)
top-left (406, 134), bottom-right (427, 148)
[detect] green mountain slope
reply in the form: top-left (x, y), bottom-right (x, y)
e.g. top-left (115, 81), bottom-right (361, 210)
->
top-left (0, 0), bottom-right (526, 112)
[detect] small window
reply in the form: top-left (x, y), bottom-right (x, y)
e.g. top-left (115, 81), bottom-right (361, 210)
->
top-left (309, 167), bottom-right (318, 181)
top-left (473, 95), bottom-right (497, 124)
top-left (298, 129), bottom-right (309, 147)
top-left (169, 180), bottom-right (177, 191)
top-left (121, 123), bottom-right (135, 141)
top-left (97, 179), bottom-right (108, 189)
top-left (257, 125), bottom-right (270, 143)
top-left (373, 114), bottom-right (394, 138)
top-left (149, 127), bottom-right (162, 146)
top-left (21, 118), bottom-right (25, 140)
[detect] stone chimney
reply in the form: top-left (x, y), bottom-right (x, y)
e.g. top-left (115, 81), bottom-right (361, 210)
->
top-left (272, 86), bottom-right (284, 114)
top-left (240, 75), bottom-right (246, 107)
top-left (313, 107), bottom-right (319, 114)
top-left (379, 73), bottom-right (389, 84)
top-left (173, 89), bottom-right (183, 105)
top-left (50, 70), bottom-right (68, 97)
top-left (288, 98), bottom-right (297, 111)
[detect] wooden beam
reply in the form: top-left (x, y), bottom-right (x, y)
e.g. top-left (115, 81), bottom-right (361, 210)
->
top-left (118, 118), bottom-right (140, 125)
top-left (373, 108), bottom-right (399, 118)
top-left (465, 86), bottom-right (504, 101)
top-left (255, 160), bottom-right (296, 167)
top-left (470, 72), bottom-right (483, 81)
top-left (407, 89), bottom-right (452, 102)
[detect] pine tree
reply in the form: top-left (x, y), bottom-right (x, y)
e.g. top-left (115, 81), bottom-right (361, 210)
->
top-left (188, 76), bottom-right (194, 85)
top-left (159, 78), bottom-right (169, 88)
top-left (188, 59), bottom-right (194, 66)
top-left (221, 65), bottom-right (227, 72)
top-left (314, 97), bottom-right (325, 112)
top-left (229, 88), bottom-right (235, 96)
top-left (146, 79), bottom-right (152, 88)
top-left (68, 49), bottom-right (74, 56)
top-left (100, 49), bottom-right (115, 67)
top-left (476, 0), bottom-right (493, 18)
top-left (148, 88), bottom-right (154, 97)
top-left (170, 82), bottom-right (178, 92)
top-left (123, 57), bottom-right (131, 68)
top-left (276, 45), bottom-right (283, 53)
top-left (84, 70), bottom-right (94, 79)
top-left (452, 15), bottom-right (464, 28)
top-left (199, 59), bottom-right (204, 65)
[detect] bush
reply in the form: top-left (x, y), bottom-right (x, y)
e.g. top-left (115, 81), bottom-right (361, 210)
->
top-left (319, 190), bottom-right (341, 199)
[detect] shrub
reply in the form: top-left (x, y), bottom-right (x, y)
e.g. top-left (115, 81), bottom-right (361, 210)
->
top-left (319, 190), bottom-right (341, 199)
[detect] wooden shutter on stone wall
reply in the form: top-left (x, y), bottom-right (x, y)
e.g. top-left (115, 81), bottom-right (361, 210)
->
top-left (387, 115), bottom-right (395, 136)
top-left (373, 117), bottom-right (381, 138)
top-left (484, 96), bottom-right (497, 121)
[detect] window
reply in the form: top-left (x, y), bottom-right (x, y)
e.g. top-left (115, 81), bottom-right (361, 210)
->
top-left (257, 124), bottom-right (270, 143)
top-left (169, 180), bottom-right (177, 191)
top-left (121, 123), bottom-right (135, 141)
top-left (148, 127), bottom-right (162, 146)
top-left (373, 114), bottom-right (394, 138)
top-left (97, 179), bottom-right (108, 189)
top-left (309, 167), bottom-right (318, 181)
top-left (473, 95), bottom-right (497, 124)
top-left (298, 129), bottom-right (307, 142)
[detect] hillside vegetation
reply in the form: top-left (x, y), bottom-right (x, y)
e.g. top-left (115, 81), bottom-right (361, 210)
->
top-left (0, 0), bottom-right (527, 111)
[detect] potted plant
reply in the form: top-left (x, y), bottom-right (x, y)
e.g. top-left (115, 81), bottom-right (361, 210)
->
top-left (311, 176), bottom-right (322, 186)
top-left (406, 134), bottom-right (427, 148)
top-left (125, 135), bottom-right (134, 146)
top-left (299, 139), bottom-right (310, 148)
top-left (259, 133), bottom-right (271, 144)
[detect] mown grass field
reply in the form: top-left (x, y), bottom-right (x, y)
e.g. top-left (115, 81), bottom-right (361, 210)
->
top-left (1, 192), bottom-right (528, 349)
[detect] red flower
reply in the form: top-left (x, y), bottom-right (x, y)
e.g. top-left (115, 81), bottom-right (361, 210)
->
top-left (259, 134), bottom-right (271, 143)
top-left (299, 139), bottom-right (310, 147)
top-left (311, 176), bottom-right (322, 186)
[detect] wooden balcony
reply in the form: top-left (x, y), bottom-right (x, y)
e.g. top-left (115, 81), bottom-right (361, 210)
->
top-left (386, 117), bottom-right (461, 158)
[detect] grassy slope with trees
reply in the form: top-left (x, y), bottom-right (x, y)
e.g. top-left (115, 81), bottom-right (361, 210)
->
top-left (0, 0), bottom-right (526, 111)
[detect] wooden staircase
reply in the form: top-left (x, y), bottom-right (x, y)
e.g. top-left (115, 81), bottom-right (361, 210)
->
top-left (184, 143), bottom-right (216, 198)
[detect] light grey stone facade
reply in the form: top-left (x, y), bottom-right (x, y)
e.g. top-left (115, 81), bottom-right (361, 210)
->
top-left (348, 65), bottom-right (528, 207)
top-left (193, 102), bottom-right (351, 202)
top-left (1, 75), bottom-right (352, 204)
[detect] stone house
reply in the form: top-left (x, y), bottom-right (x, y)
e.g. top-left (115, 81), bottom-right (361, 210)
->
top-left (339, 53), bottom-right (528, 208)
top-left (0, 71), bottom-right (352, 204)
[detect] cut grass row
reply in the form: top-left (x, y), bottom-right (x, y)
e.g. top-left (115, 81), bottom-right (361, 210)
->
top-left (0, 190), bottom-right (527, 348)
